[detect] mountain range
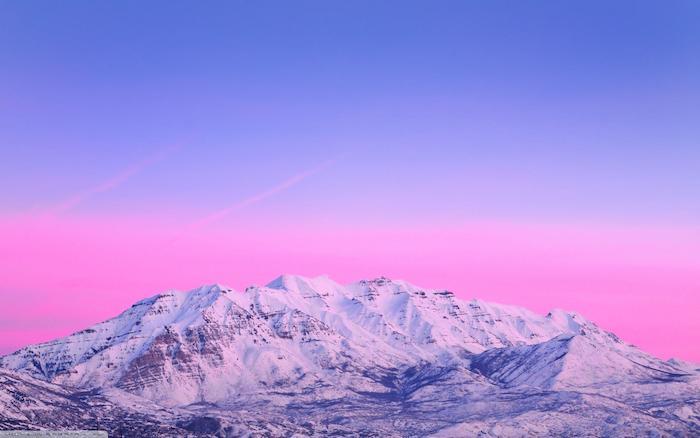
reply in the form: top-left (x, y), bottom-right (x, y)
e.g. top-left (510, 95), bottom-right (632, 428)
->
top-left (1, 275), bottom-right (698, 436)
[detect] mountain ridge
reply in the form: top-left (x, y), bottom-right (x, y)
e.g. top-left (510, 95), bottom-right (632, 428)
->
top-left (1, 274), bottom-right (698, 436)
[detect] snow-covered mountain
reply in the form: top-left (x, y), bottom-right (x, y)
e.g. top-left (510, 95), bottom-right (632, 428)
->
top-left (1, 275), bottom-right (698, 436)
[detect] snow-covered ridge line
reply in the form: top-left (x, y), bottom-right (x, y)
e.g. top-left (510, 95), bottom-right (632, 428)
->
top-left (1, 274), bottom-right (698, 435)
top-left (1, 274), bottom-right (695, 407)
top-left (5, 275), bottom-right (582, 355)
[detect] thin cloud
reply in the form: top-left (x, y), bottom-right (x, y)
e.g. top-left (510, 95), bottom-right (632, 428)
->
top-left (46, 145), bottom-right (179, 215)
top-left (180, 158), bottom-right (337, 236)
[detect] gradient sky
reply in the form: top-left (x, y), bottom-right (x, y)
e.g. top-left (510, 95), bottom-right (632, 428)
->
top-left (1, 1), bottom-right (699, 361)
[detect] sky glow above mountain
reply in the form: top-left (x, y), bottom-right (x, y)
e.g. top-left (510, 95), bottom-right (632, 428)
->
top-left (1, 1), bottom-right (699, 361)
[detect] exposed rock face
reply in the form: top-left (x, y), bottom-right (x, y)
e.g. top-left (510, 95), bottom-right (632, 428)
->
top-left (0, 369), bottom-right (184, 435)
top-left (1, 275), bottom-right (699, 436)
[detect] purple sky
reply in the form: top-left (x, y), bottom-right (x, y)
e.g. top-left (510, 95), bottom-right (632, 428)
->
top-left (1, 1), bottom-right (699, 361)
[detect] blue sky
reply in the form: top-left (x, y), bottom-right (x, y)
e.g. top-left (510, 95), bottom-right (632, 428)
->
top-left (2, 0), bottom-right (699, 225)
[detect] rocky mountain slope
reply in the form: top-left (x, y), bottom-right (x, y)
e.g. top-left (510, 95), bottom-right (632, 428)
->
top-left (1, 275), bottom-right (698, 436)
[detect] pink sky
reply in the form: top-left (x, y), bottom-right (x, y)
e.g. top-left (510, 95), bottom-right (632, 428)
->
top-left (1, 213), bottom-right (698, 362)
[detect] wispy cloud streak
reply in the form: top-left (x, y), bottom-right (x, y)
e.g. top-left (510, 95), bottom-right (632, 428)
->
top-left (180, 158), bottom-right (337, 235)
top-left (46, 146), bottom-right (179, 215)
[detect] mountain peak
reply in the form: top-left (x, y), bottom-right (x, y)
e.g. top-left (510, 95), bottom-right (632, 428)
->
top-left (1, 275), bottom-right (698, 435)
top-left (361, 276), bottom-right (393, 286)
top-left (264, 273), bottom-right (343, 296)
top-left (266, 273), bottom-right (314, 289)
top-left (209, 283), bottom-right (234, 293)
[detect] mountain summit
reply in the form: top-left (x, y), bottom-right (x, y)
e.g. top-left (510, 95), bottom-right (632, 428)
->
top-left (1, 275), bottom-right (698, 436)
